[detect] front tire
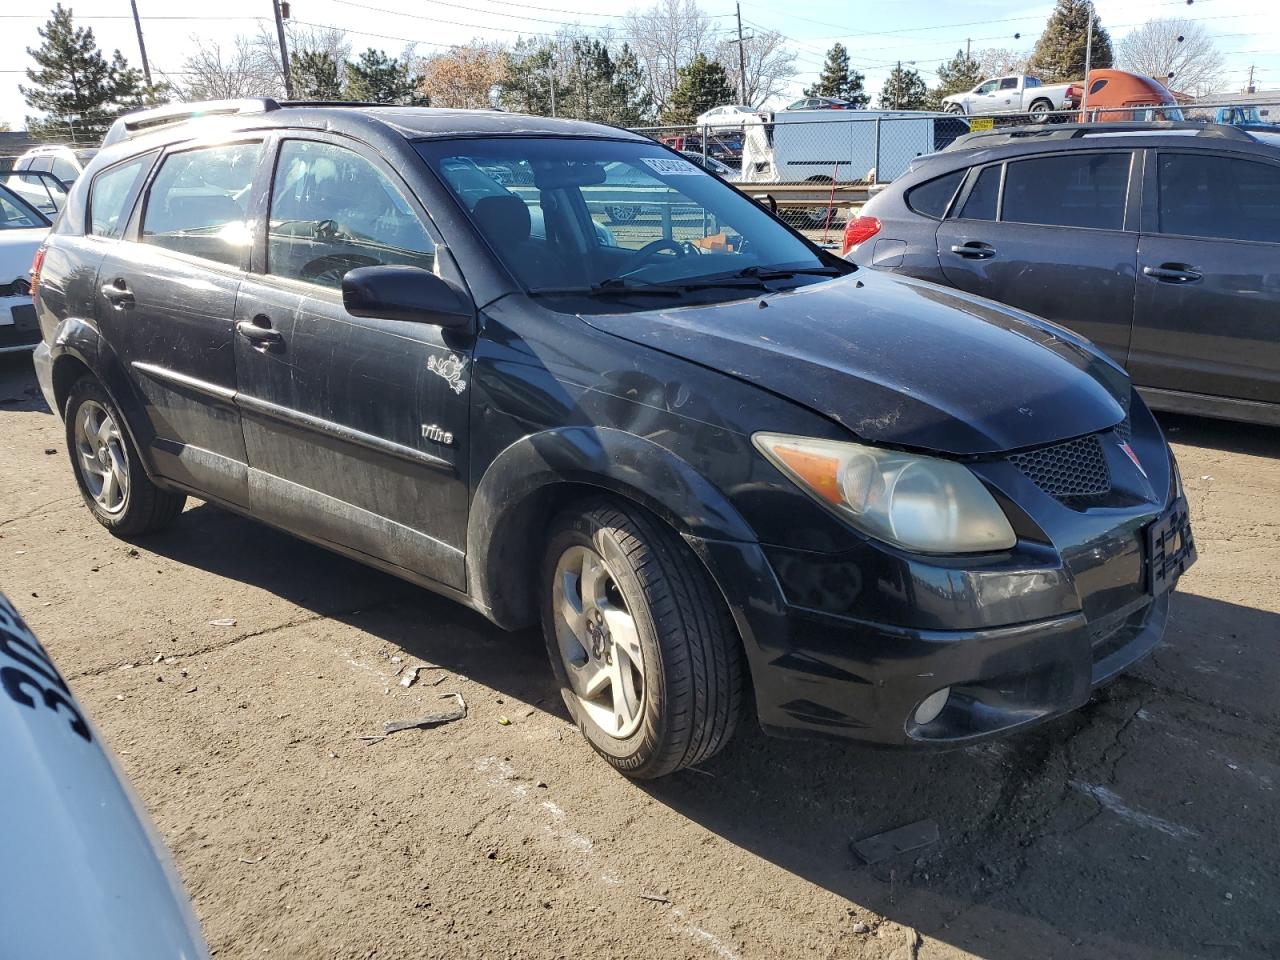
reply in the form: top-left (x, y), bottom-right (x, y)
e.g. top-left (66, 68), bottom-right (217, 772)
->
top-left (945, 102), bottom-right (965, 115)
top-left (65, 377), bottom-right (185, 536)
top-left (541, 500), bottom-right (745, 778)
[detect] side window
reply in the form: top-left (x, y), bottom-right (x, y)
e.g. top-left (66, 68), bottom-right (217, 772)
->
top-left (1090, 78), bottom-right (1108, 95)
top-left (51, 157), bottom-right (79, 184)
top-left (89, 155), bottom-right (150, 239)
top-left (975, 80), bottom-right (998, 95)
top-left (1157, 153), bottom-right (1280, 243)
top-left (0, 191), bottom-right (46, 229)
top-left (999, 78), bottom-right (1018, 90)
top-left (906, 169), bottom-right (965, 219)
top-left (959, 165), bottom-right (1000, 220)
top-left (141, 142), bottom-right (262, 267)
top-left (1002, 152), bottom-right (1130, 230)
top-left (267, 140), bottom-right (436, 289)
top-left (1025, 77), bottom-right (1041, 88)
top-left (30, 158), bottom-right (53, 173)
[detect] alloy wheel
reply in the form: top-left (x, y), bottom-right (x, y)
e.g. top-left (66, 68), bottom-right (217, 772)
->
top-left (74, 400), bottom-right (129, 514)
top-left (551, 544), bottom-right (646, 739)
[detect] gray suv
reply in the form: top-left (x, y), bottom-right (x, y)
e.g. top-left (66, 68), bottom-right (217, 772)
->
top-left (844, 123), bottom-right (1280, 426)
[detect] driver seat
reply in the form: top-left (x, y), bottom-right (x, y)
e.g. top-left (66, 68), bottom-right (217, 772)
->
top-left (471, 195), bottom-right (562, 285)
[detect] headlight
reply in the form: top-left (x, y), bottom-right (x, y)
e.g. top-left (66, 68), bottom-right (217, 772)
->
top-left (753, 433), bottom-right (1016, 554)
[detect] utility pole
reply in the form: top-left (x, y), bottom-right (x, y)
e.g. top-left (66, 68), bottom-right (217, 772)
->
top-left (966, 38), bottom-right (971, 61)
top-left (734, 2), bottom-right (748, 105)
top-left (894, 60), bottom-right (901, 109)
top-left (1081, 3), bottom-right (1094, 115)
top-left (273, 0), bottom-right (294, 99)
top-left (129, 0), bottom-right (151, 87)
top-left (548, 64), bottom-right (557, 118)
top-left (1247, 64), bottom-right (1255, 93)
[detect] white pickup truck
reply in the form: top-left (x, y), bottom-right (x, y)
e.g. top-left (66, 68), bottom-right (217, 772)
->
top-left (942, 75), bottom-right (1079, 121)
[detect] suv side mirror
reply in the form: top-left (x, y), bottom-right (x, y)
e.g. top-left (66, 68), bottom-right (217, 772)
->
top-left (341, 265), bottom-right (472, 328)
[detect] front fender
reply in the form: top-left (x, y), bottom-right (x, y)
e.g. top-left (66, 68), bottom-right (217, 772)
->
top-left (467, 426), bottom-right (758, 629)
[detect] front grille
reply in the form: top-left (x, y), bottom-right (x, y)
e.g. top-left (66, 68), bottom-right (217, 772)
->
top-left (1113, 415), bottom-right (1131, 445)
top-left (1009, 433), bottom-right (1111, 500)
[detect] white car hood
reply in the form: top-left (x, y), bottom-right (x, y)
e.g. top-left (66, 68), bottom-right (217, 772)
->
top-left (0, 227), bottom-right (47, 286)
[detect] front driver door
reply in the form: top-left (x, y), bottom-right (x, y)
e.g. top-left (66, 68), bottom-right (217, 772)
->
top-left (1130, 149), bottom-right (1280, 406)
top-left (234, 137), bottom-right (472, 589)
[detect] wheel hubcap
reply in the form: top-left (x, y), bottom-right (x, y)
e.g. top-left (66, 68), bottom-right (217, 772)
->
top-left (552, 544), bottom-right (645, 739)
top-left (74, 400), bottom-right (129, 514)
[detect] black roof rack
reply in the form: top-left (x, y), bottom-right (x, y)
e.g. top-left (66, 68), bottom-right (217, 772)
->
top-left (943, 121), bottom-right (1257, 152)
top-left (102, 98), bottom-right (283, 146)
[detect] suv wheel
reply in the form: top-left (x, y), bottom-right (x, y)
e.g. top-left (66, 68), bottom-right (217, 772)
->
top-left (65, 377), bottom-right (186, 536)
top-left (541, 500), bottom-right (745, 778)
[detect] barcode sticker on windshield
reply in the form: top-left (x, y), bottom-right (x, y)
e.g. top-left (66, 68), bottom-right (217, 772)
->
top-left (641, 157), bottom-right (700, 176)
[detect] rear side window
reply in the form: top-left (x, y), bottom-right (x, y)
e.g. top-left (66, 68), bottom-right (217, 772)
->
top-left (1001, 153), bottom-right (1130, 230)
top-left (51, 157), bottom-right (78, 184)
top-left (958, 165), bottom-right (1000, 221)
top-left (906, 170), bottom-right (965, 219)
top-left (141, 142), bottom-right (262, 267)
top-left (1157, 152), bottom-right (1280, 243)
top-left (89, 156), bottom-right (150, 238)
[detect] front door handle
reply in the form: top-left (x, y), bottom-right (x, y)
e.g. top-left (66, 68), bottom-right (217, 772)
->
top-left (1143, 263), bottom-right (1202, 284)
top-left (236, 316), bottom-right (283, 346)
top-left (949, 241), bottom-right (996, 260)
top-left (100, 278), bottom-right (134, 308)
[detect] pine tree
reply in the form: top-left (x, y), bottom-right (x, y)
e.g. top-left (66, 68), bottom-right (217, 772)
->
top-left (21, 4), bottom-right (150, 144)
top-left (804, 43), bottom-right (868, 106)
top-left (662, 54), bottom-right (735, 124)
top-left (933, 49), bottom-right (982, 101)
top-left (345, 48), bottom-right (418, 104)
top-left (290, 50), bottom-right (344, 100)
top-left (878, 64), bottom-right (930, 110)
top-left (1031, 0), bottom-right (1113, 83)
top-left (608, 44), bottom-right (654, 126)
top-left (500, 40), bottom-right (556, 116)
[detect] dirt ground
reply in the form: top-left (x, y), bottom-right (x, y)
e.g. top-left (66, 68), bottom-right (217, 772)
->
top-left (1, 352), bottom-right (1277, 960)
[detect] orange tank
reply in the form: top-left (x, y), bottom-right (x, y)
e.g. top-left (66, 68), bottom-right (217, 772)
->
top-left (1077, 69), bottom-right (1183, 122)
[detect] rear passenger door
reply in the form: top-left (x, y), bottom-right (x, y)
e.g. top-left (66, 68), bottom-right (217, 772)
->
top-left (233, 136), bottom-right (471, 590)
top-left (96, 139), bottom-right (266, 507)
top-left (1130, 149), bottom-right (1280, 405)
top-left (935, 150), bottom-right (1140, 364)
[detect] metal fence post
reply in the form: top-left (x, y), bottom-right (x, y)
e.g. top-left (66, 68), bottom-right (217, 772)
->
top-left (873, 116), bottom-right (882, 185)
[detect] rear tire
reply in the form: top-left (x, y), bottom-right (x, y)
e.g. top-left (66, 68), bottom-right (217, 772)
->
top-left (540, 499), bottom-right (745, 779)
top-left (65, 377), bottom-right (185, 536)
top-left (1028, 99), bottom-right (1053, 122)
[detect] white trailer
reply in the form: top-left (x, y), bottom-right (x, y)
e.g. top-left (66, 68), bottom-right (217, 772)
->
top-left (738, 110), bottom-right (969, 185)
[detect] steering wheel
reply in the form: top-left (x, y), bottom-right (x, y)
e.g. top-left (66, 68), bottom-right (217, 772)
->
top-left (628, 238), bottom-right (690, 269)
top-left (313, 218), bottom-right (342, 241)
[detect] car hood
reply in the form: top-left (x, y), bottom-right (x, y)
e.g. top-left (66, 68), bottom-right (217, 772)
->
top-left (0, 227), bottom-right (47, 282)
top-left (578, 271), bottom-right (1130, 456)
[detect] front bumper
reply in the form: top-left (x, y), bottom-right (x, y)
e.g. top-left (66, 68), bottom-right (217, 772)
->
top-left (699, 495), bottom-right (1192, 747)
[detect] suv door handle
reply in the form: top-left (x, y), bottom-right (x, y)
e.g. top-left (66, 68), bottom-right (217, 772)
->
top-left (236, 317), bottom-right (283, 346)
top-left (1143, 264), bottom-right (1202, 284)
top-left (949, 242), bottom-right (996, 260)
top-left (100, 278), bottom-right (134, 308)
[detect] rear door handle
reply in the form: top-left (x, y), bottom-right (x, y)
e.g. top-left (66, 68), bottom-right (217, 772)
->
top-left (236, 317), bottom-right (283, 346)
top-left (1143, 264), bottom-right (1202, 284)
top-left (949, 242), bottom-right (996, 260)
top-left (100, 278), bottom-right (134, 308)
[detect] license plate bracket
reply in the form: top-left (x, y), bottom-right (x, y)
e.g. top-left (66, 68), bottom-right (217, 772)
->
top-left (1145, 497), bottom-right (1196, 596)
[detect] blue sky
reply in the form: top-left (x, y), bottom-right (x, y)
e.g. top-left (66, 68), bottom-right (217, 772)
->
top-left (2, 0), bottom-right (1276, 128)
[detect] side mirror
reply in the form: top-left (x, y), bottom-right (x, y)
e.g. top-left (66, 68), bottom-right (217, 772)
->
top-left (342, 265), bottom-right (472, 328)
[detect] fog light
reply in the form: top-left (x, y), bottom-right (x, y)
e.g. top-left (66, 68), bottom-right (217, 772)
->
top-left (913, 687), bottom-right (950, 726)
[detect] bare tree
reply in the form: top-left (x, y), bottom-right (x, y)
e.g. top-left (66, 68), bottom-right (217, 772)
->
top-left (417, 41), bottom-right (508, 108)
top-left (1118, 18), bottom-right (1223, 96)
top-left (975, 48), bottom-right (1031, 79)
top-left (623, 0), bottom-right (715, 112)
top-left (716, 29), bottom-right (796, 105)
top-left (172, 35), bottom-right (282, 100)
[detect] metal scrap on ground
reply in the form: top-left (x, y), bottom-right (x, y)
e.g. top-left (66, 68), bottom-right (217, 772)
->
top-left (383, 692), bottom-right (467, 735)
top-left (851, 819), bottom-right (940, 864)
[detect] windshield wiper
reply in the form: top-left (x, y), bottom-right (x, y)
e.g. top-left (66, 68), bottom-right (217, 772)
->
top-left (731, 265), bottom-right (845, 281)
top-left (528, 278), bottom-right (688, 298)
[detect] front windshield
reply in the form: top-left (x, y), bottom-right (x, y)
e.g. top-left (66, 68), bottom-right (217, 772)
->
top-left (415, 137), bottom-right (835, 300)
